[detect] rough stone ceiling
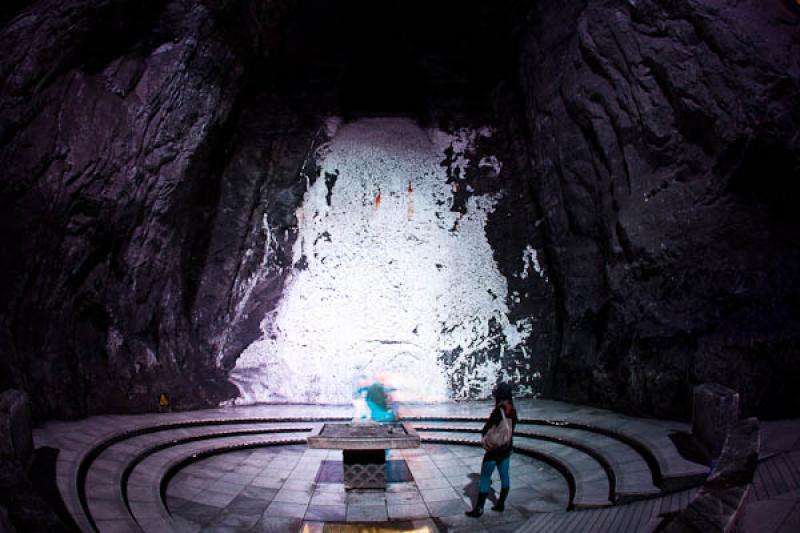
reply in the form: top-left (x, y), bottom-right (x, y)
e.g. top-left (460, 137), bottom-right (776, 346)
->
top-left (252, 0), bottom-right (518, 116)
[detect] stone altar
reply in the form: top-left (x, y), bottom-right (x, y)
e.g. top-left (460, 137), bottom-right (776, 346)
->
top-left (307, 422), bottom-right (420, 489)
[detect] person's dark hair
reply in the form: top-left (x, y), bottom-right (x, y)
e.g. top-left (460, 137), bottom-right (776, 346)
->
top-left (492, 382), bottom-right (516, 417)
top-left (492, 382), bottom-right (513, 400)
top-left (496, 396), bottom-right (514, 411)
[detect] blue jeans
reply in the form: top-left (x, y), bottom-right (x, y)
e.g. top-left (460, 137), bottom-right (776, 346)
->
top-left (478, 452), bottom-right (511, 493)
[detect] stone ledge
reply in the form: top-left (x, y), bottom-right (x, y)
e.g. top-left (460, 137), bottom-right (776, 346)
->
top-left (662, 417), bottom-right (759, 533)
top-left (413, 422), bottom-right (661, 501)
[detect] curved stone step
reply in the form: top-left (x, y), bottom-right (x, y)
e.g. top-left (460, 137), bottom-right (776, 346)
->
top-left (82, 422), bottom-right (314, 532)
top-left (417, 430), bottom-right (613, 510)
top-left (412, 421), bottom-right (660, 503)
top-left (65, 417), bottom-right (614, 529)
top-left (33, 400), bottom-right (709, 530)
top-left (92, 433), bottom-right (307, 532)
top-left (526, 425), bottom-right (660, 502)
top-left (515, 399), bottom-right (709, 491)
top-left (129, 434), bottom-right (307, 532)
top-left (579, 417), bottom-right (709, 492)
top-left (405, 413), bottom-right (707, 492)
top-left (516, 486), bottom-right (700, 533)
top-left (78, 414), bottom-right (364, 513)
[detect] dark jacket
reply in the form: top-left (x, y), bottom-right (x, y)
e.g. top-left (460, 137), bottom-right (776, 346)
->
top-left (481, 405), bottom-right (518, 462)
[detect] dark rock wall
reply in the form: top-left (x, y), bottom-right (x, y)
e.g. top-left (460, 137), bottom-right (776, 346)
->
top-left (516, 0), bottom-right (800, 417)
top-left (192, 98), bottom-right (323, 375)
top-left (487, 164), bottom-right (559, 397)
top-left (487, 86), bottom-right (560, 395)
top-left (0, 0), bottom-right (300, 419)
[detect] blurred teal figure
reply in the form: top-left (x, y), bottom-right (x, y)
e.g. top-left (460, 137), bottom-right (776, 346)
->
top-left (357, 381), bottom-right (396, 423)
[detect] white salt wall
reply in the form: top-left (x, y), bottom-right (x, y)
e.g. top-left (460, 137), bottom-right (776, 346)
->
top-left (231, 118), bottom-right (531, 404)
top-left (521, 244), bottom-right (546, 281)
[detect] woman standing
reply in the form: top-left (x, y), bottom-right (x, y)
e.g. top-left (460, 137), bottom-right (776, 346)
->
top-left (466, 382), bottom-right (518, 517)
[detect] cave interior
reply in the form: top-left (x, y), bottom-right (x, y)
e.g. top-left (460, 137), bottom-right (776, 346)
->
top-left (0, 0), bottom-right (799, 421)
top-left (2, 1), bottom-right (800, 532)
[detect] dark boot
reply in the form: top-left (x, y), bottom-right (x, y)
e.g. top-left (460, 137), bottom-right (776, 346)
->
top-left (465, 492), bottom-right (488, 517)
top-left (492, 488), bottom-right (509, 511)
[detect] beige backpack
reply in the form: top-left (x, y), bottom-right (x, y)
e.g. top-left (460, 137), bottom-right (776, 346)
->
top-left (481, 409), bottom-right (513, 451)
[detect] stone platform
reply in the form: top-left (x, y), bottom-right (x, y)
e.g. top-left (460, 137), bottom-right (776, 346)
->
top-left (33, 399), bottom-right (713, 532)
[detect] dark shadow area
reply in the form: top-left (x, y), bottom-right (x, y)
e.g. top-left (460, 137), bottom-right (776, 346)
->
top-left (267, 0), bottom-right (518, 120)
top-left (316, 459), bottom-right (414, 483)
top-left (653, 511), bottom-right (681, 532)
top-left (0, 0), bottom-right (29, 25)
top-left (385, 458), bottom-right (413, 483)
top-left (728, 137), bottom-right (800, 226)
top-left (0, 451), bottom-right (71, 532)
top-left (669, 432), bottom-right (710, 467)
top-left (28, 447), bottom-right (79, 532)
top-left (463, 471), bottom-right (500, 505)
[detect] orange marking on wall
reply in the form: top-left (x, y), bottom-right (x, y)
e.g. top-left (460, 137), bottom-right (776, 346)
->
top-left (407, 181), bottom-right (414, 221)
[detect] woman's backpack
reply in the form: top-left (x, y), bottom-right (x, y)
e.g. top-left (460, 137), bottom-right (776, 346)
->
top-left (481, 408), bottom-right (513, 451)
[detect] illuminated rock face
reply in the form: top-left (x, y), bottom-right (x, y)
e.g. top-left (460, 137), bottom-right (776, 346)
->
top-left (231, 118), bottom-right (533, 403)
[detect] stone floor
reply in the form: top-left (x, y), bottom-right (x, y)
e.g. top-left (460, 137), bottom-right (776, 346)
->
top-left (164, 444), bottom-right (563, 531)
top-left (739, 419), bottom-right (800, 533)
top-left (33, 399), bottom-right (718, 532)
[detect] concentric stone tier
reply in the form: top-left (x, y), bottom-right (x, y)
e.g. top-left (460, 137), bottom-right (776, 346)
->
top-left (33, 399), bottom-right (709, 532)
